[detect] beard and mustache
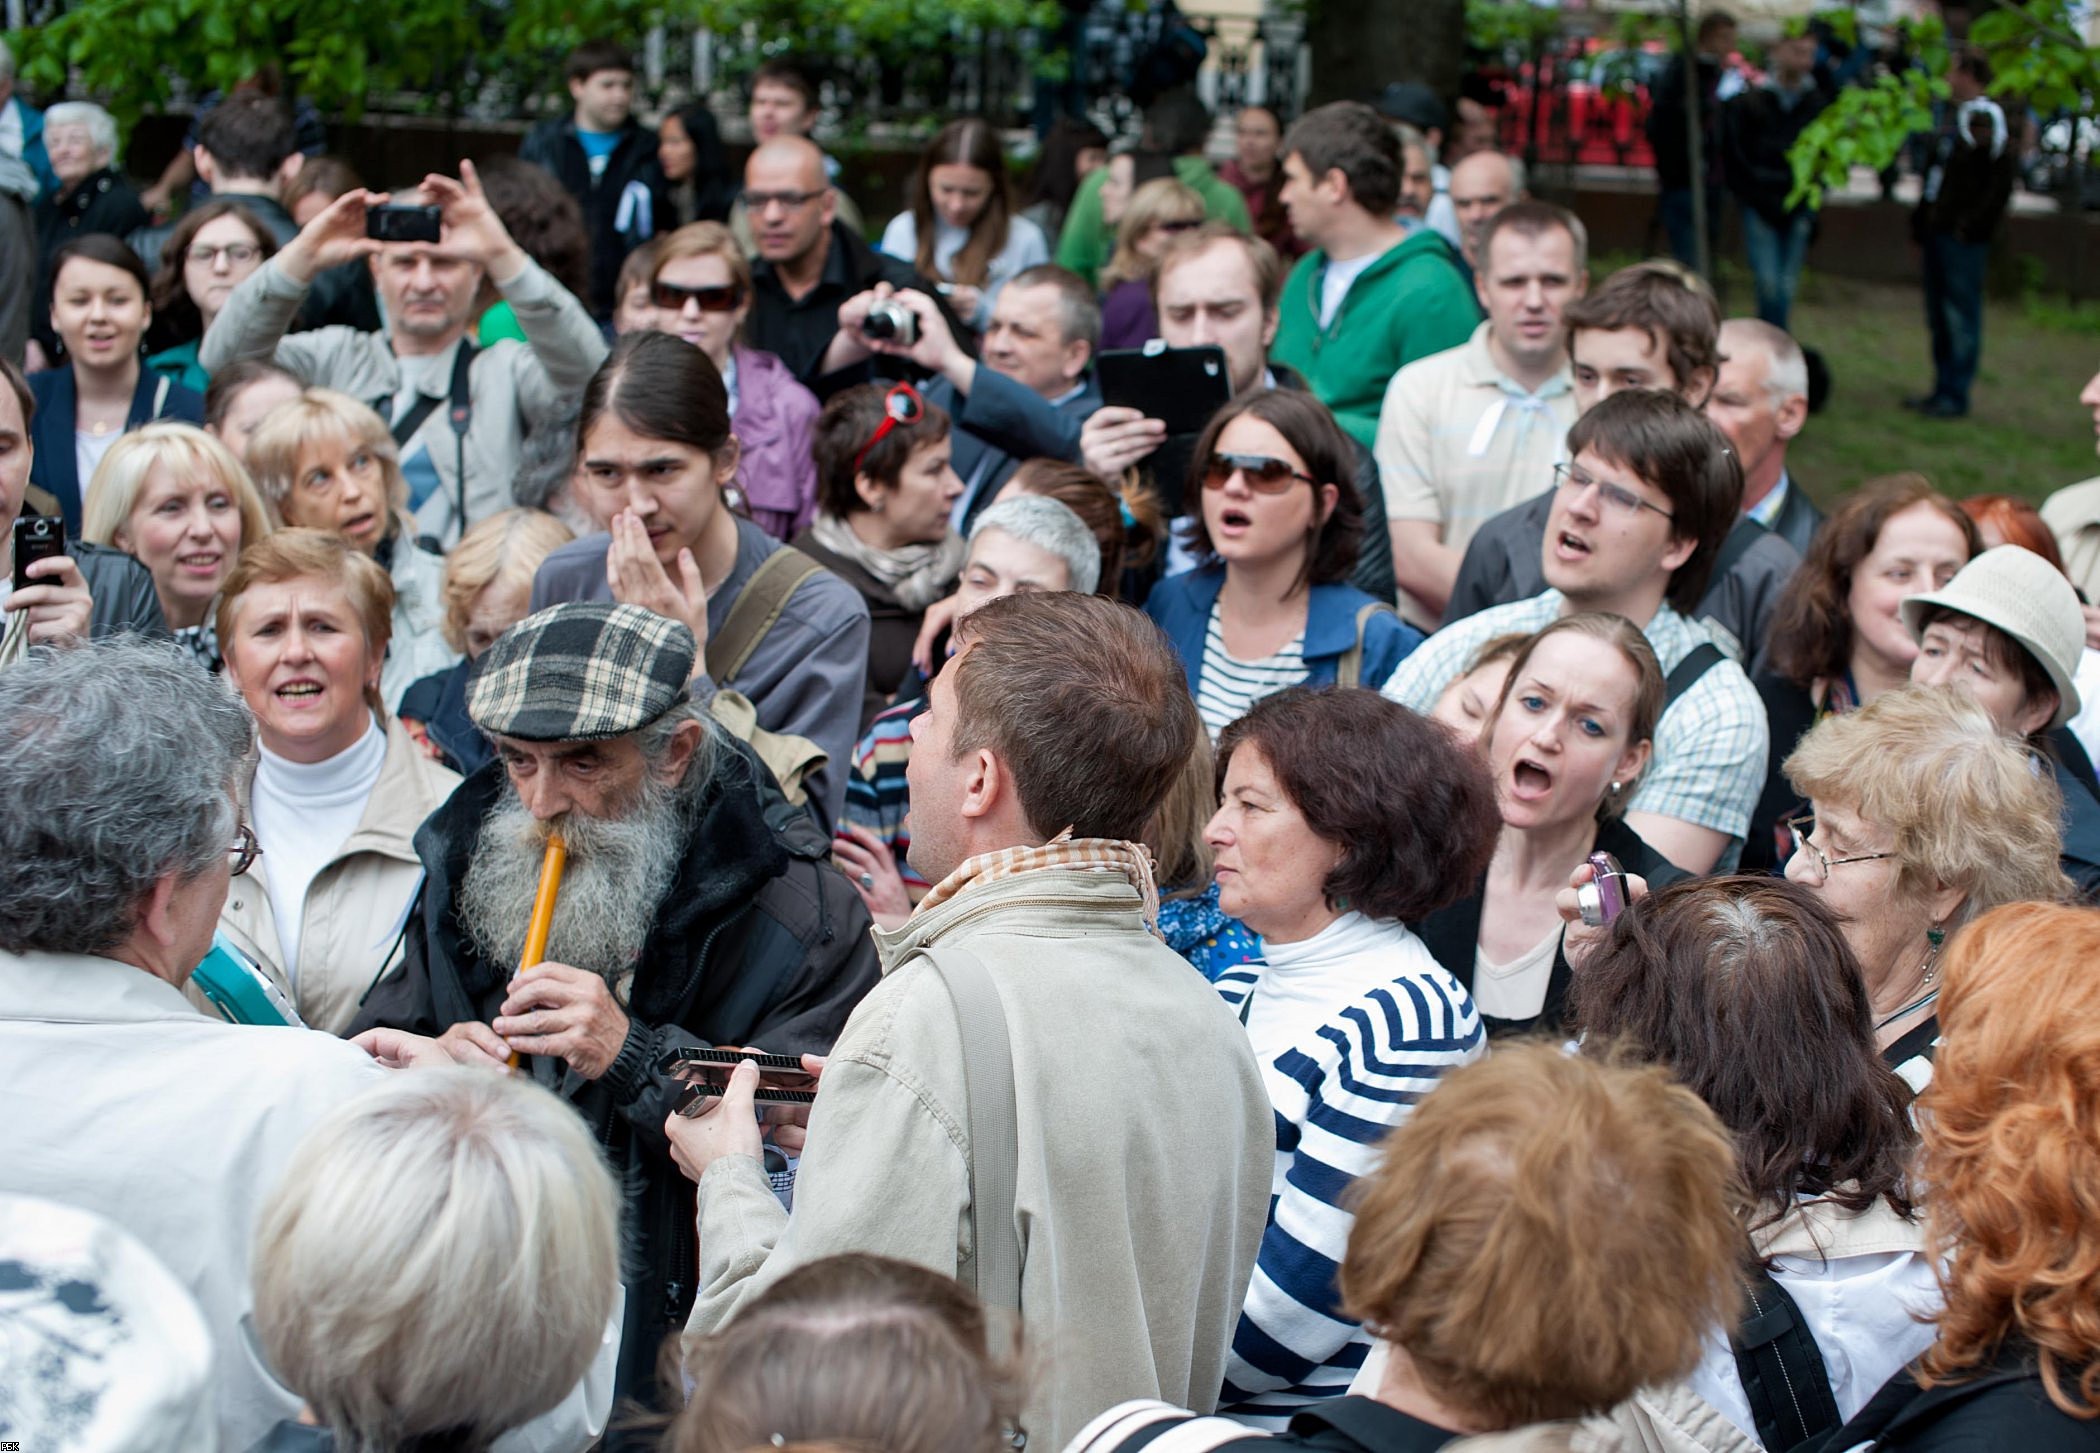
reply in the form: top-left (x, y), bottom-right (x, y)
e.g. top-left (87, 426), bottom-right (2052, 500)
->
top-left (457, 770), bottom-right (692, 993)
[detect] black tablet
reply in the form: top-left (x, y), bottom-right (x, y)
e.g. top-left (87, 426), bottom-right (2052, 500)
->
top-left (1095, 344), bottom-right (1233, 436)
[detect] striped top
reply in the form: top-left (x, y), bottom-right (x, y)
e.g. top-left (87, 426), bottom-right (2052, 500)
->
top-left (1066, 1396), bottom-right (1468, 1453)
top-left (1213, 912), bottom-right (1485, 1426)
top-left (1199, 598), bottom-right (1309, 740)
top-left (844, 695), bottom-right (930, 892)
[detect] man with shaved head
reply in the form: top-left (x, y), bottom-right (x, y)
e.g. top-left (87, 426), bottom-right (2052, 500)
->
top-left (742, 135), bottom-right (955, 392)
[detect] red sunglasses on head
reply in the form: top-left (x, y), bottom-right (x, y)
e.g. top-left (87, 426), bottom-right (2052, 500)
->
top-left (853, 382), bottom-right (926, 473)
top-left (649, 280), bottom-right (745, 313)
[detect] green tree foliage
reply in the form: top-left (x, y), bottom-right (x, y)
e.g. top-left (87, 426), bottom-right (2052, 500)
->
top-left (7, 0), bottom-right (1057, 129)
top-left (1788, 2), bottom-right (2100, 210)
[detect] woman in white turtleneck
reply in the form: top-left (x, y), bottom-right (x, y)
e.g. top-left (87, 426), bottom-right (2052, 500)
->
top-left (1200, 686), bottom-right (1503, 1428)
top-left (213, 528), bottom-right (458, 1034)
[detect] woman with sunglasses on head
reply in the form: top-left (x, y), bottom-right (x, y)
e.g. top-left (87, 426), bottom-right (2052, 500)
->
top-left (647, 222), bottom-right (820, 542)
top-left (1097, 174), bottom-right (1206, 350)
top-left (144, 200), bottom-right (277, 393)
top-left (531, 331), bottom-right (871, 833)
top-left (1782, 684), bottom-right (2072, 1096)
top-left (879, 118), bottom-right (1051, 331)
top-left (801, 381), bottom-right (967, 728)
top-left (1145, 390), bottom-right (1421, 740)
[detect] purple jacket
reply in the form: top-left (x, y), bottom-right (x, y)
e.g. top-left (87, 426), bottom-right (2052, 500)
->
top-left (1099, 278), bottom-right (1161, 351)
top-left (731, 344), bottom-right (822, 541)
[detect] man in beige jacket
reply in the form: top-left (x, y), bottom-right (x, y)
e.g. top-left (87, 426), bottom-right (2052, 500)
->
top-left (666, 592), bottom-right (1273, 1450)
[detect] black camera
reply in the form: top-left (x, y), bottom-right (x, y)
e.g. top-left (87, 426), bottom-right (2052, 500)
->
top-left (365, 203), bottom-right (443, 244)
top-left (861, 298), bottom-right (919, 347)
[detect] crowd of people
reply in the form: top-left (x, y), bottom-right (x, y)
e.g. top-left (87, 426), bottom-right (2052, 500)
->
top-left (5, 30), bottom-right (2100, 1453)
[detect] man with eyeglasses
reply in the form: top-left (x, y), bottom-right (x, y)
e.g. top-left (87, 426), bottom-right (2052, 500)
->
top-left (1384, 389), bottom-right (1768, 875)
top-left (1443, 260), bottom-right (1804, 677)
top-left (742, 136), bottom-right (960, 394)
top-left (200, 159), bottom-right (607, 549)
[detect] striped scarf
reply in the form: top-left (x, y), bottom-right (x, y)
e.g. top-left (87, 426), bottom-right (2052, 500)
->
top-left (914, 828), bottom-right (1162, 932)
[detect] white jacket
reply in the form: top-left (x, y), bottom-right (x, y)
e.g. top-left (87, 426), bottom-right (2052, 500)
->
top-left (0, 947), bottom-right (618, 1453)
top-left (213, 713), bottom-right (459, 1034)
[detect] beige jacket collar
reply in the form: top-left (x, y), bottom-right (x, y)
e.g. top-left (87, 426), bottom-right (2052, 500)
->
top-left (872, 866), bottom-right (1150, 974)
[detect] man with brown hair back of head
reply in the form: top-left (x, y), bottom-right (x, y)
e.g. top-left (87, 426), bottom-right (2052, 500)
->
top-left (667, 591), bottom-right (1272, 1453)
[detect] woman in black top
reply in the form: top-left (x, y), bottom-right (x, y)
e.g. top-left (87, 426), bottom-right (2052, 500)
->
top-left (1416, 612), bottom-right (1684, 1037)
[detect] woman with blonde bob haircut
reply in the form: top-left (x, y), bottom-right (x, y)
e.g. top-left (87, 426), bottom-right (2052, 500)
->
top-left (80, 421), bottom-right (272, 671)
top-left (1071, 1043), bottom-right (1743, 1453)
top-left (212, 530), bottom-right (459, 1033)
top-left (251, 1068), bottom-right (621, 1453)
top-left (1819, 901), bottom-right (2100, 1449)
top-left (1098, 175), bottom-right (1206, 348)
top-left (1782, 685), bottom-right (2073, 1092)
top-left (245, 387), bottom-right (456, 707)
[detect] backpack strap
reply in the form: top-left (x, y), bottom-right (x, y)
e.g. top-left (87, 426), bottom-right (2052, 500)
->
top-left (707, 546), bottom-right (824, 684)
top-left (1665, 642), bottom-right (1725, 709)
top-left (1729, 1262), bottom-right (1843, 1451)
top-left (1336, 600), bottom-right (1398, 690)
top-left (1710, 515), bottom-right (1765, 585)
top-left (920, 945), bottom-right (1023, 1312)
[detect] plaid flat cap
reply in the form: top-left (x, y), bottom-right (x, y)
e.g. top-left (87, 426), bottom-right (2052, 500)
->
top-left (468, 602), bottom-right (697, 742)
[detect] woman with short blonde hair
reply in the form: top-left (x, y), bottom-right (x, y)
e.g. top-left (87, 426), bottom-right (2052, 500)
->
top-left (81, 421), bottom-right (272, 670)
top-left (244, 388), bottom-right (456, 707)
top-left (253, 1068), bottom-right (621, 1452)
top-left (396, 508), bottom-right (575, 775)
top-left (1784, 684), bottom-right (2072, 1089)
top-left (213, 529), bottom-right (460, 1033)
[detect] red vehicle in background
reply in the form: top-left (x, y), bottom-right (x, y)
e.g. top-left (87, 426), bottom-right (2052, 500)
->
top-left (1492, 39), bottom-right (1676, 169)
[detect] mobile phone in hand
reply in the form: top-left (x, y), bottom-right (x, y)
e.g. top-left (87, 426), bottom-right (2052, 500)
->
top-left (12, 514), bottom-right (65, 592)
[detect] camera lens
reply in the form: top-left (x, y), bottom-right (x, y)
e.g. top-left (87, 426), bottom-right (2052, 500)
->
top-left (863, 311), bottom-right (896, 340)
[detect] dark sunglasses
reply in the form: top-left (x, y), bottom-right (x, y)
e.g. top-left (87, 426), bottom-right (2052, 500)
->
top-left (1156, 219), bottom-right (1203, 234)
top-left (649, 280), bottom-right (745, 313)
top-left (1201, 452), bottom-right (1317, 494)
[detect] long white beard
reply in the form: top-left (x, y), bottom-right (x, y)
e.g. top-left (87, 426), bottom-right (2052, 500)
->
top-left (457, 775), bottom-right (687, 989)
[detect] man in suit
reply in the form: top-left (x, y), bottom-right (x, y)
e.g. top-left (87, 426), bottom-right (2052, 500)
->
top-left (824, 263), bottom-right (1102, 530)
top-left (1709, 317), bottom-right (1822, 557)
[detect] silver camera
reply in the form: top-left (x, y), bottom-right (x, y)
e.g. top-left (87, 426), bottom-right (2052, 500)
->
top-left (862, 298), bottom-right (919, 347)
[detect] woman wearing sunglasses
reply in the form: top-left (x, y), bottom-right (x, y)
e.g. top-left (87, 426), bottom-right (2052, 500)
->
top-left (1097, 175), bottom-right (1206, 350)
top-left (802, 381), bottom-right (967, 728)
top-left (647, 221), bottom-right (821, 541)
top-left (1146, 390), bottom-right (1421, 740)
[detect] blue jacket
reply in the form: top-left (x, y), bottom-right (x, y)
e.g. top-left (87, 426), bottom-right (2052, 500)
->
top-left (921, 365), bottom-right (1102, 532)
top-left (1144, 565), bottom-right (1422, 697)
top-left (7, 97), bottom-right (55, 198)
top-left (28, 366), bottom-right (206, 532)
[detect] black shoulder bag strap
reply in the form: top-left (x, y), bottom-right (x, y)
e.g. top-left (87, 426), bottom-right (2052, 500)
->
top-left (385, 342), bottom-right (477, 543)
top-left (1665, 642), bottom-right (1726, 709)
top-left (1730, 1262), bottom-right (1843, 1451)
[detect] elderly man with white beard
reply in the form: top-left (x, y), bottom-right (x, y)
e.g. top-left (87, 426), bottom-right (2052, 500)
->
top-left (353, 600), bottom-right (880, 1433)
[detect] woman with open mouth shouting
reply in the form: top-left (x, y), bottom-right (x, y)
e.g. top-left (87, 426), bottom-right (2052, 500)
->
top-left (1416, 611), bottom-right (1687, 1038)
top-left (244, 387), bottom-right (457, 709)
top-left (211, 528), bottom-right (460, 1034)
top-left (1145, 389), bottom-right (1420, 741)
top-left (80, 421), bottom-right (274, 672)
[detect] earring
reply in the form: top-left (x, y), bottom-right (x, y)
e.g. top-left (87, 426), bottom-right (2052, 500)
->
top-left (1924, 922), bottom-right (1946, 985)
top-left (1610, 781), bottom-right (1622, 793)
top-left (872, 497), bottom-right (885, 513)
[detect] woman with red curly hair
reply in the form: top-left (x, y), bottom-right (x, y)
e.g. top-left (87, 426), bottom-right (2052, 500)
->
top-left (1824, 900), bottom-right (2100, 1449)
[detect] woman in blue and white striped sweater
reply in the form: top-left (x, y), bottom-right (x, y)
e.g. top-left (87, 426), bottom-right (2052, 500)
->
top-left (1204, 685), bottom-right (1504, 1427)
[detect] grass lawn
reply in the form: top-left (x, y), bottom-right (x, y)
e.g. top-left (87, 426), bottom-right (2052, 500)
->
top-left (1764, 271), bottom-right (2099, 508)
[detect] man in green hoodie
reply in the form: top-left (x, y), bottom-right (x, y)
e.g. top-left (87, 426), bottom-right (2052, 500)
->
top-left (1054, 90), bottom-right (1249, 288)
top-left (1271, 101), bottom-right (1479, 451)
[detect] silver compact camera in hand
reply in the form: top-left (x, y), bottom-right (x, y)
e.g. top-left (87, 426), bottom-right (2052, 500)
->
top-left (861, 298), bottom-right (919, 347)
top-left (1576, 851), bottom-right (1630, 929)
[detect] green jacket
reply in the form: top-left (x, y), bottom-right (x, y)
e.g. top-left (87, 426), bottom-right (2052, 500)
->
top-left (1270, 230), bottom-right (1481, 450)
top-left (1054, 155), bottom-right (1252, 288)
